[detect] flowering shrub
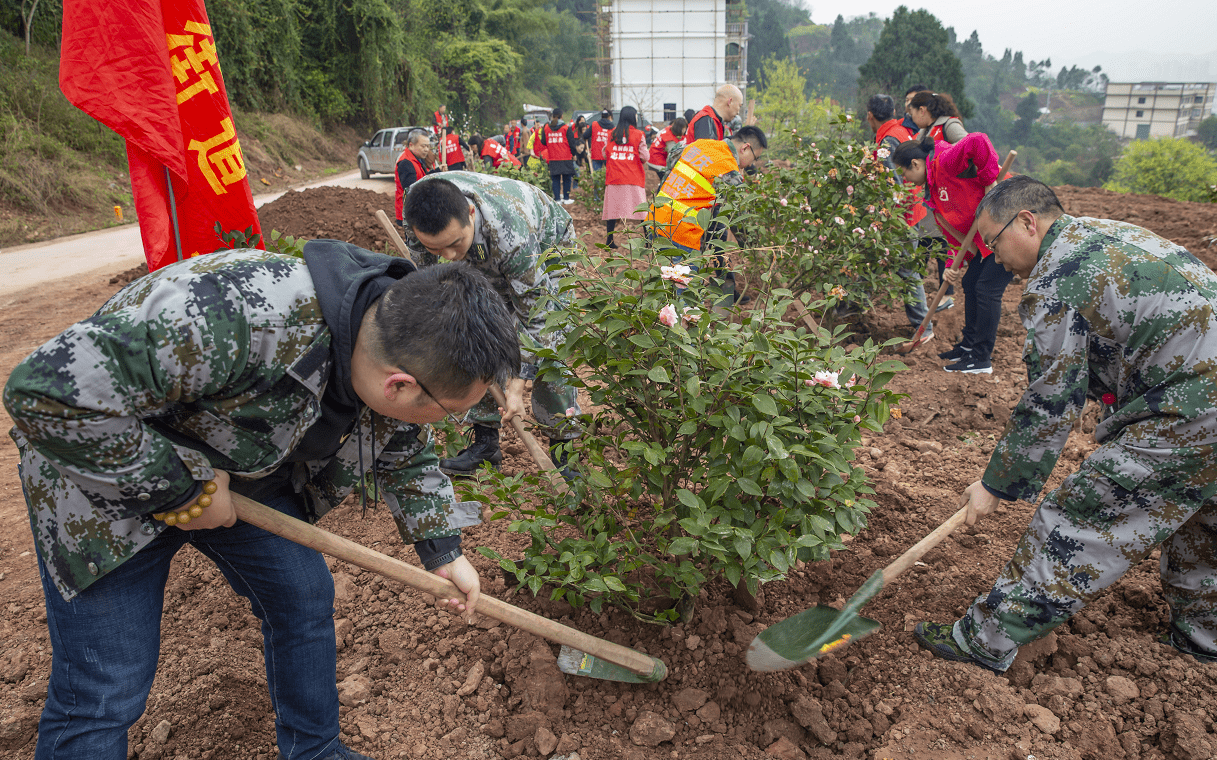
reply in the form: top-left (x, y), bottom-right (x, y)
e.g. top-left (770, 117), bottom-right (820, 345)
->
top-left (719, 116), bottom-right (925, 316)
top-left (475, 157), bottom-right (551, 193)
top-left (475, 241), bottom-right (906, 621)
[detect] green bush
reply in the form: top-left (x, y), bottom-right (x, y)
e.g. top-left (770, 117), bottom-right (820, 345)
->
top-left (473, 157), bottom-right (551, 193)
top-left (571, 167), bottom-right (605, 218)
top-left (720, 118), bottom-right (926, 319)
top-left (1104, 137), bottom-right (1217, 203)
top-left (476, 241), bottom-right (905, 621)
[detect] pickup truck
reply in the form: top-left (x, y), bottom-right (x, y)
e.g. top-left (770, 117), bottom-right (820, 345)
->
top-left (356, 126), bottom-right (433, 179)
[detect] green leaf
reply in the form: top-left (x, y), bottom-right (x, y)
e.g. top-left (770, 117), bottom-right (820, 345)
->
top-left (724, 564), bottom-right (741, 588)
top-left (737, 478), bottom-right (763, 496)
top-left (668, 537), bottom-right (698, 555)
top-left (733, 536), bottom-right (753, 559)
top-left (647, 366), bottom-right (671, 384)
top-left (752, 394), bottom-right (778, 416)
top-left (676, 489), bottom-right (702, 510)
top-left (685, 375), bottom-right (701, 396)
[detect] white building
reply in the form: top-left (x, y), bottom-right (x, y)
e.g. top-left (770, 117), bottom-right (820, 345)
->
top-left (607, 0), bottom-right (748, 123)
top-left (1101, 82), bottom-right (1216, 139)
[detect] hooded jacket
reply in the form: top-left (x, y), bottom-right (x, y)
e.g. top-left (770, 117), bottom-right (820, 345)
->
top-left (5, 245), bottom-right (476, 600)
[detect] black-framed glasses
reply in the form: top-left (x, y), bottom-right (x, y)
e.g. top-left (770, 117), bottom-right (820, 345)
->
top-left (410, 372), bottom-right (464, 428)
top-left (985, 212), bottom-right (1019, 251)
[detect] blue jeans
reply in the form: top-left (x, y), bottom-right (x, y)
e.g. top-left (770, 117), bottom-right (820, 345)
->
top-left (591, 159), bottom-right (604, 171)
top-left (35, 492), bottom-right (339, 760)
top-left (551, 173), bottom-right (572, 201)
top-left (959, 252), bottom-right (1014, 362)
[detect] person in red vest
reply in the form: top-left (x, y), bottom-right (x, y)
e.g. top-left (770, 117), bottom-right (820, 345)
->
top-left (504, 121), bottom-right (521, 155)
top-left (395, 129), bottom-right (438, 228)
top-left (602, 106), bottom-right (648, 249)
top-left (586, 109), bottom-right (615, 171)
top-left (902, 83), bottom-right (930, 132)
top-left (892, 132), bottom-right (1010, 374)
top-left (433, 104), bottom-right (450, 136)
top-left (646, 116), bottom-right (687, 184)
top-left (865, 93), bottom-right (948, 339)
top-left (439, 127), bottom-right (470, 171)
top-left (541, 108), bottom-right (577, 204)
top-left (469, 135), bottom-right (521, 168)
top-left (907, 91), bottom-right (968, 144)
top-left (685, 84), bottom-right (742, 145)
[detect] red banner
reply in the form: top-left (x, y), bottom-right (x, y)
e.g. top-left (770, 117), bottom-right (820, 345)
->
top-left (60, 0), bottom-right (262, 271)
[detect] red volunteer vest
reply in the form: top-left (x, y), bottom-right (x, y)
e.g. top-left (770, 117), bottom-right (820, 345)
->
top-left (648, 126), bottom-right (680, 165)
top-left (395, 147), bottom-right (426, 220)
top-left (442, 133), bottom-right (465, 165)
top-left (604, 127), bottom-right (645, 186)
top-left (684, 105), bottom-right (724, 145)
top-left (873, 119), bottom-right (927, 227)
top-left (926, 150), bottom-right (991, 263)
top-left (590, 122), bottom-right (611, 161)
top-left (542, 123), bottom-right (573, 162)
top-left (481, 139), bottom-right (520, 167)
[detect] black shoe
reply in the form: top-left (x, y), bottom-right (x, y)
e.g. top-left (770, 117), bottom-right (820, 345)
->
top-left (944, 357), bottom-right (992, 374)
top-left (934, 296), bottom-right (955, 313)
top-left (1159, 624), bottom-right (1217, 664)
top-left (548, 439), bottom-right (578, 483)
top-left (938, 344), bottom-right (971, 361)
top-left (439, 425), bottom-right (502, 477)
top-left (278, 743), bottom-right (376, 760)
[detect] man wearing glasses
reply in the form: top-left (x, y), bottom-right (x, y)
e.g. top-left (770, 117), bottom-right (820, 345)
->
top-left (6, 245), bottom-right (521, 760)
top-left (402, 172), bottom-right (582, 478)
top-left (915, 175), bottom-right (1217, 671)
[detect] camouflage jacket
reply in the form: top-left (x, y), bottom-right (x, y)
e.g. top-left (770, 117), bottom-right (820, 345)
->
top-left (402, 172), bottom-right (575, 363)
top-left (984, 215), bottom-right (1217, 502)
top-left (5, 251), bottom-right (478, 600)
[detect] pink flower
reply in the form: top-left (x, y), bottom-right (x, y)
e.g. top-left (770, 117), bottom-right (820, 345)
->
top-left (804, 379), bottom-right (813, 387)
top-left (876, 147), bottom-right (891, 159)
top-left (658, 304), bottom-right (679, 327)
top-left (834, 216), bottom-right (845, 225)
top-left (780, 198), bottom-right (788, 206)
top-left (853, 415), bottom-right (861, 423)
top-left (866, 205), bottom-right (876, 213)
top-left (660, 264), bottom-right (692, 287)
top-left (681, 307), bottom-right (701, 325)
top-left (812, 371), bottom-right (840, 389)
top-left (852, 227), bottom-right (865, 235)
top-left (566, 407), bottom-right (578, 417)
top-left (846, 185), bottom-right (854, 196)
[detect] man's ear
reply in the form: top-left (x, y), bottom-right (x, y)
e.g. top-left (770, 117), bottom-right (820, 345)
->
top-left (468, 204), bottom-right (476, 221)
top-left (383, 371), bottom-right (416, 400)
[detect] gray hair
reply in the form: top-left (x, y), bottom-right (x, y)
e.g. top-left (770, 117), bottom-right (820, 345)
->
top-left (978, 175), bottom-right (1065, 224)
top-left (407, 128), bottom-right (431, 147)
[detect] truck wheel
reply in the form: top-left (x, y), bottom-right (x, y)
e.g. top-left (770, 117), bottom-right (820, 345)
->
top-left (358, 157), bottom-right (370, 180)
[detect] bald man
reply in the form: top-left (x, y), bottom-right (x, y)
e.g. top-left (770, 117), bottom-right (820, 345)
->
top-left (685, 84), bottom-right (743, 145)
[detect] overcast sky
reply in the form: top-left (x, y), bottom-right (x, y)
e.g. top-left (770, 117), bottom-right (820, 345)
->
top-left (806, 0), bottom-right (1217, 84)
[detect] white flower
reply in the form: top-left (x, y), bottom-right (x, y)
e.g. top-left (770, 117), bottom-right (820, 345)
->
top-left (876, 147), bottom-right (891, 159)
top-left (853, 227), bottom-right (865, 235)
top-left (681, 307), bottom-right (701, 325)
top-left (658, 304), bottom-right (679, 327)
top-left (660, 264), bottom-right (693, 287)
top-left (834, 216), bottom-right (846, 225)
top-left (811, 371), bottom-right (840, 389)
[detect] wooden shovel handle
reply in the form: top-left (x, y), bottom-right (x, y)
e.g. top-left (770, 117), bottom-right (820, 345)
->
top-left (376, 210), bottom-right (412, 260)
top-left (488, 383), bottom-right (569, 494)
top-left (880, 498), bottom-right (969, 585)
top-left (231, 494), bottom-right (658, 676)
top-left (902, 150), bottom-right (1017, 352)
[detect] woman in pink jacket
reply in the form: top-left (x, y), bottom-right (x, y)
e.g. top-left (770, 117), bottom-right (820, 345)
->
top-left (892, 132), bottom-right (1010, 374)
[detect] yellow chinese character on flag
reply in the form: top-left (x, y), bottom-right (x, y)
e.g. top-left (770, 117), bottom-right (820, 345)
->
top-left (188, 118), bottom-right (247, 194)
top-left (167, 21), bottom-right (220, 104)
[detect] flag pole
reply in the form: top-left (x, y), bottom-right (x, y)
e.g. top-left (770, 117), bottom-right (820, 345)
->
top-left (165, 167), bottom-right (184, 262)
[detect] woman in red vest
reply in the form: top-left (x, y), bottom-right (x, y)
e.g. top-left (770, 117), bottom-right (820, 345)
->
top-left (907, 91), bottom-right (968, 144)
top-left (892, 132), bottom-right (1010, 375)
top-left (470, 135), bottom-right (521, 168)
top-left (602, 106), bottom-right (648, 249)
top-left (541, 108), bottom-right (576, 204)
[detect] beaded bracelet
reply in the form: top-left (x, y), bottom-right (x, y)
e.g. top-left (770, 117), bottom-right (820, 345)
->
top-left (152, 480), bottom-right (218, 526)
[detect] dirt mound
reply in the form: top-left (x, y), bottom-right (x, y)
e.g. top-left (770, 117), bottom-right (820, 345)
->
top-left (258, 186), bottom-right (398, 254)
top-left (2, 183), bottom-right (1216, 760)
top-left (1055, 185), bottom-right (1217, 268)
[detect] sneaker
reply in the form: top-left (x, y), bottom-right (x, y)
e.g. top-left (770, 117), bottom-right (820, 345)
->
top-left (439, 424), bottom-right (503, 477)
top-left (935, 297), bottom-right (955, 313)
top-left (1159, 625), bottom-right (1217, 664)
top-left (277, 744), bottom-right (376, 760)
top-left (938, 344), bottom-right (970, 361)
top-left (913, 621), bottom-right (1003, 674)
top-left (561, 198), bottom-right (575, 205)
top-left (944, 357), bottom-right (992, 374)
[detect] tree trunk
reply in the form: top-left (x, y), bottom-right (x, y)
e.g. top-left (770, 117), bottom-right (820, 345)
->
top-left (24, 0), bottom-right (40, 56)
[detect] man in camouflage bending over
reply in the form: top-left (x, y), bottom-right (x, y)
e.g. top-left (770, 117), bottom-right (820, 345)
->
top-left (915, 175), bottom-right (1217, 671)
top-left (5, 247), bottom-right (520, 760)
top-left (402, 172), bottom-right (582, 478)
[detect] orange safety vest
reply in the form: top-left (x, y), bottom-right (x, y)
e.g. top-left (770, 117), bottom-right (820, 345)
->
top-left (646, 139), bottom-right (739, 250)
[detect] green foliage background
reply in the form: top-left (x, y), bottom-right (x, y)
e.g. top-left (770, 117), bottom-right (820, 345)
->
top-left (1103, 138), bottom-right (1217, 203)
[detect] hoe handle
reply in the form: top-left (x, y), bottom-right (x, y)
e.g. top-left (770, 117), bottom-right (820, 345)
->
top-left (881, 499), bottom-right (970, 585)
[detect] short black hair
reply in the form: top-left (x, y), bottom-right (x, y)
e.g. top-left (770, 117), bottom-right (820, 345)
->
top-left (684, 108), bottom-right (696, 122)
top-left (403, 178), bottom-right (471, 236)
top-left (371, 263), bottom-right (521, 396)
top-left (905, 83), bottom-right (930, 96)
top-left (551, 108), bottom-right (563, 119)
top-left (978, 175), bottom-right (1065, 224)
top-left (867, 94), bottom-right (895, 122)
top-left (732, 124), bottom-right (768, 151)
top-left (891, 137), bottom-right (934, 168)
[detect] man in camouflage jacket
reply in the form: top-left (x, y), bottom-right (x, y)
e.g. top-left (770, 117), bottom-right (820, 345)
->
top-left (4, 245), bottom-right (520, 760)
top-left (915, 176), bottom-right (1217, 671)
top-left (401, 172), bottom-right (582, 477)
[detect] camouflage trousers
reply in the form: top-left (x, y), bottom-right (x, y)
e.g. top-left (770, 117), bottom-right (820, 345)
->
top-left (465, 372), bottom-right (582, 441)
top-left (955, 440), bottom-right (1217, 670)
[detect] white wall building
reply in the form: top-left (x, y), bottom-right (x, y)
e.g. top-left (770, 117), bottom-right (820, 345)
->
top-left (1101, 82), bottom-right (1216, 139)
top-left (607, 0), bottom-right (747, 124)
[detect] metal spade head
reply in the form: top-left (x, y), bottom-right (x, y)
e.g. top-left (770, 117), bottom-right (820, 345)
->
top-left (746, 569), bottom-right (885, 672)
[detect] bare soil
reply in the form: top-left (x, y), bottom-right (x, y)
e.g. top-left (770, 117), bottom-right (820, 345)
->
top-left (1, 186), bottom-right (1216, 760)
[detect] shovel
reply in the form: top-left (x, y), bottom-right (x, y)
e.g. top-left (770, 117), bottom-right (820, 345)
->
top-left (897, 150), bottom-right (1017, 355)
top-left (231, 494), bottom-right (667, 682)
top-left (746, 499), bottom-right (969, 672)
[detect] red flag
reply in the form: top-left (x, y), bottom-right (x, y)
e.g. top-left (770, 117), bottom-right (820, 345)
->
top-left (60, 0), bottom-right (262, 271)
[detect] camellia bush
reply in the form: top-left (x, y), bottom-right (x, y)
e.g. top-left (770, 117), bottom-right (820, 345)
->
top-left (719, 115), bottom-right (928, 316)
top-left (476, 239), bottom-right (906, 621)
top-left (475, 156), bottom-right (551, 193)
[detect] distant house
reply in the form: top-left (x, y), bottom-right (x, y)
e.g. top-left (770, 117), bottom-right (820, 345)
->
top-left (606, 0), bottom-right (749, 123)
top-left (1101, 82), bottom-right (1216, 140)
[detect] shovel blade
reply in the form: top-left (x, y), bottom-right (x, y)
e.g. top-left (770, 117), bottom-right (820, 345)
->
top-left (556, 645), bottom-right (668, 683)
top-left (746, 569), bottom-right (886, 672)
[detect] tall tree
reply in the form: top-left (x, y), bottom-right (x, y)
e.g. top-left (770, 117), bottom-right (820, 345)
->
top-left (856, 6), bottom-right (973, 118)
